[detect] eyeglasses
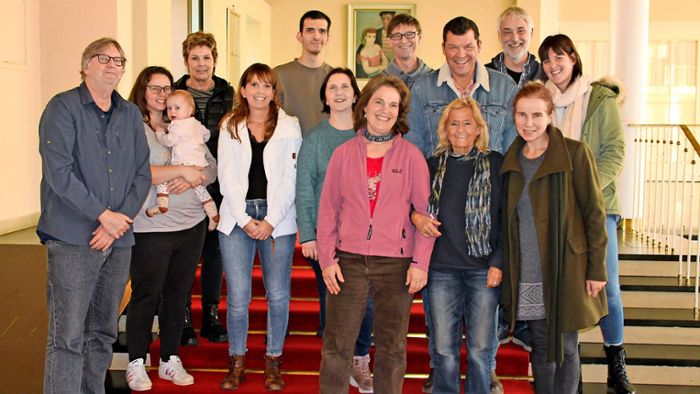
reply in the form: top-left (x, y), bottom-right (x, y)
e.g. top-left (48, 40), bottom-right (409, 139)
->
top-left (389, 31), bottom-right (418, 41)
top-left (146, 85), bottom-right (173, 95)
top-left (92, 54), bottom-right (126, 66)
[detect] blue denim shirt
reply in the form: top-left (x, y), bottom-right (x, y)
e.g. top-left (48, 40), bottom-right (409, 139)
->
top-left (406, 61), bottom-right (518, 157)
top-left (38, 83), bottom-right (152, 247)
top-left (382, 57), bottom-right (433, 89)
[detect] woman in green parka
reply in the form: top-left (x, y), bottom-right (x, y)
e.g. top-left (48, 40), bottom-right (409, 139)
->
top-left (501, 82), bottom-right (608, 394)
top-left (539, 33), bottom-right (635, 394)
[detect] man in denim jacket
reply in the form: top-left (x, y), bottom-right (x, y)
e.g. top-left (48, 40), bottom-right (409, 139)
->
top-left (406, 16), bottom-right (518, 158)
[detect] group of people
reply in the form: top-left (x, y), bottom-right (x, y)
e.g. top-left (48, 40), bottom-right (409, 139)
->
top-left (38, 6), bottom-right (634, 394)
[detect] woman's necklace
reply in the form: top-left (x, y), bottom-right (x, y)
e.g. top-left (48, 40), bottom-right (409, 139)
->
top-left (363, 128), bottom-right (396, 143)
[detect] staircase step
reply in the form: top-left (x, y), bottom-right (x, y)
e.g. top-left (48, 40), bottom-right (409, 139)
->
top-left (619, 259), bottom-right (687, 277)
top-left (127, 370), bottom-right (536, 393)
top-left (622, 290), bottom-right (695, 309)
top-left (580, 343), bottom-right (700, 367)
top-left (583, 382), bottom-right (700, 393)
top-left (190, 298), bottom-right (432, 333)
top-left (580, 325), bottom-right (700, 346)
top-left (620, 275), bottom-right (697, 290)
top-left (149, 333), bottom-right (530, 376)
top-left (582, 364), bottom-right (700, 386)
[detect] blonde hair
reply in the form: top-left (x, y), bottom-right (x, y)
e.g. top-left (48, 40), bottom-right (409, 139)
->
top-left (167, 90), bottom-right (196, 117)
top-left (433, 97), bottom-right (489, 156)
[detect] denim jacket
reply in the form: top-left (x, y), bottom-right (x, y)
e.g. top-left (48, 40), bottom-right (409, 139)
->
top-left (406, 61), bottom-right (518, 157)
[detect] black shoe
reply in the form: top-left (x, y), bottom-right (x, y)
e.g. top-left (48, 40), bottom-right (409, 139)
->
top-left (180, 304), bottom-right (198, 346)
top-left (605, 345), bottom-right (636, 394)
top-left (201, 303), bottom-right (227, 343)
top-left (422, 368), bottom-right (434, 393)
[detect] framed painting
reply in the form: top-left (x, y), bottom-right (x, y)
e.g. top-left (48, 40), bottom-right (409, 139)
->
top-left (347, 3), bottom-right (416, 81)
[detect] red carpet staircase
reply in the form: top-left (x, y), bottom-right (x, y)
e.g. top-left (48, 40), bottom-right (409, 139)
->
top-left (141, 245), bottom-right (533, 393)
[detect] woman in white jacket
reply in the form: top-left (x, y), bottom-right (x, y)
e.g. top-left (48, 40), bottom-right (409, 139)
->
top-left (217, 63), bottom-right (302, 391)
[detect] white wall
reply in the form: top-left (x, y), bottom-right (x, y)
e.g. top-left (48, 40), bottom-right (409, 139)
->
top-left (0, 0), bottom-right (42, 233)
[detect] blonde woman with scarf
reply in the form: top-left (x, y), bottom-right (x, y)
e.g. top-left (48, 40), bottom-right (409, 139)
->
top-left (538, 34), bottom-right (633, 394)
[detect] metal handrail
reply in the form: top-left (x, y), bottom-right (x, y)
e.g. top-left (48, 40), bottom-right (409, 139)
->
top-left (628, 124), bottom-right (699, 314)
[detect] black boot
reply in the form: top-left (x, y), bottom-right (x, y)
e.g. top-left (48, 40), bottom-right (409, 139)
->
top-left (605, 344), bottom-right (636, 394)
top-left (201, 303), bottom-right (227, 342)
top-left (180, 304), bottom-right (198, 346)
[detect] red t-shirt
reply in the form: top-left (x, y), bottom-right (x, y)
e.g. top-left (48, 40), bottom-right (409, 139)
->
top-left (366, 156), bottom-right (383, 217)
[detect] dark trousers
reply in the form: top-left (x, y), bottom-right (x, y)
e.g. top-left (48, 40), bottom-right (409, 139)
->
top-left (127, 220), bottom-right (206, 361)
top-left (528, 319), bottom-right (580, 394)
top-left (308, 256), bottom-right (375, 356)
top-left (319, 251), bottom-right (413, 394)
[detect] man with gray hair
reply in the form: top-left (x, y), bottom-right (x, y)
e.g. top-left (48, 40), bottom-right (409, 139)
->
top-left (485, 6), bottom-right (544, 87)
top-left (38, 37), bottom-right (151, 393)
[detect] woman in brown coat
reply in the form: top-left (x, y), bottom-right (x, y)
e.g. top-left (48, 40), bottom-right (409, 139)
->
top-left (500, 82), bottom-right (608, 394)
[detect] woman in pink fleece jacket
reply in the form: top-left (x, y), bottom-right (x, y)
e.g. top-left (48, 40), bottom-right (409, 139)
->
top-left (316, 75), bottom-right (435, 394)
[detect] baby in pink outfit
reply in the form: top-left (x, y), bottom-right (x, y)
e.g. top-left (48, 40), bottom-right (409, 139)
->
top-left (148, 90), bottom-right (219, 230)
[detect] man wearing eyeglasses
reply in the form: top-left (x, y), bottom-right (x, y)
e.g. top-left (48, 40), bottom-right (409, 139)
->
top-left (38, 37), bottom-right (151, 393)
top-left (382, 13), bottom-right (432, 89)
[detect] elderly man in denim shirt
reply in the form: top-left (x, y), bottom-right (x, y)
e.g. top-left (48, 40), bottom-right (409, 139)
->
top-left (406, 17), bottom-right (518, 158)
top-left (38, 37), bottom-right (151, 394)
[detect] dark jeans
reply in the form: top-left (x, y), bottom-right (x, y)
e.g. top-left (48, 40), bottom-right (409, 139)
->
top-left (320, 251), bottom-right (413, 394)
top-left (44, 241), bottom-right (131, 394)
top-left (127, 221), bottom-right (206, 361)
top-left (528, 319), bottom-right (580, 394)
top-left (308, 257), bottom-right (374, 356)
top-left (185, 228), bottom-right (224, 308)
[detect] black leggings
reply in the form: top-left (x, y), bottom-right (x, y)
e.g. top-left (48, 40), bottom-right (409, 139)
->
top-left (127, 220), bottom-right (206, 361)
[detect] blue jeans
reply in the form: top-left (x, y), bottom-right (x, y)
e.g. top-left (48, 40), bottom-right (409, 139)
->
top-left (599, 214), bottom-right (624, 346)
top-left (429, 268), bottom-right (499, 394)
top-left (44, 241), bottom-right (131, 394)
top-left (219, 199), bottom-right (295, 356)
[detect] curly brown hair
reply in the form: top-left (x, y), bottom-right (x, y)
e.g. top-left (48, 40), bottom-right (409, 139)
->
top-left (352, 75), bottom-right (410, 135)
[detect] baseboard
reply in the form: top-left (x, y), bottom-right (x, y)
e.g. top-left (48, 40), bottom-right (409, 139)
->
top-left (0, 212), bottom-right (39, 235)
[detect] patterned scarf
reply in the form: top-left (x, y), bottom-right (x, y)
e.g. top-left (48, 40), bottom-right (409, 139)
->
top-left (428, 148), bottom-right (492, 257)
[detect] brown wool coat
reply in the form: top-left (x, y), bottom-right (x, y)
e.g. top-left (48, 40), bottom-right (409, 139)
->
top-left (500, 127), bottom-right (608, 336)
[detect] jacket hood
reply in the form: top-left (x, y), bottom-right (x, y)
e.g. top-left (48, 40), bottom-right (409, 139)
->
top-left (592, 76), bottom-right (625, 104)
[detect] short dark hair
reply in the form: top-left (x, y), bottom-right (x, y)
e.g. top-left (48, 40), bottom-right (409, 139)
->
top-left (387, 13), bottom-right (422, 36)
top-left (353, 75), bottom-right (411, 135)
top-left (379, 11), bottom-right (396, 18)
top-left (442, 16), bottom-right (481, 44)
top-left (299, 10), bottom-right (331, 33)
top-left (320, 68), bottom-right (361, 114)
top-left (538, 34), bottom-right (583, 89)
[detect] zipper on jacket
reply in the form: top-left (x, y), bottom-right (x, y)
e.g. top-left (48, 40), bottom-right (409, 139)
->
top-left (367, 219), bottom-right (373, 240)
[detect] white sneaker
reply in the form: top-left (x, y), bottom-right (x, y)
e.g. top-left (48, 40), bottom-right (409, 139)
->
top-left (158, 355), bottom-right (194, 386)
top-left (126, 358), bottom-right (152, 391)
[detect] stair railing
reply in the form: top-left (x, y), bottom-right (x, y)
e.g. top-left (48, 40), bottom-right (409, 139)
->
top-left (628, 124), bottom-right (699, 315)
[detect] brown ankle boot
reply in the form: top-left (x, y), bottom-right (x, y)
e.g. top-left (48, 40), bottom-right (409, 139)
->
top-left (220, 355), bottom-right (246, 390)
top-left (264, 355), bottom-right (284, 391)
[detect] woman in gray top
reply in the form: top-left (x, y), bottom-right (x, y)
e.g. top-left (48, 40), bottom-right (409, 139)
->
top-left (124, 66), bottom-right (217, 391)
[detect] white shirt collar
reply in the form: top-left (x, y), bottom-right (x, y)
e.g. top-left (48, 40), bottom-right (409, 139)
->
top-left (436, 60), bottom-right (491, 97)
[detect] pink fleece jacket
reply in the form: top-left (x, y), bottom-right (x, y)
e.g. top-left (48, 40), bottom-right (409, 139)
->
top-left (317, 133), bottom-right (435, 271)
